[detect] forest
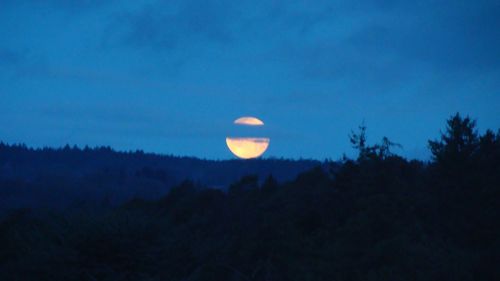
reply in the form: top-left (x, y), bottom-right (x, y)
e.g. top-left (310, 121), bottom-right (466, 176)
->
top-left (0, 113), bottom-right (499, 280)
top-left (0, 144), bottom-right (319, 210)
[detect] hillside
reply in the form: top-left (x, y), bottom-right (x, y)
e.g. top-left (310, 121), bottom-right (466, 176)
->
top-left (0, 143), bottom-right (321, 209)
top-left (0, 114), bottom-right (499, 280)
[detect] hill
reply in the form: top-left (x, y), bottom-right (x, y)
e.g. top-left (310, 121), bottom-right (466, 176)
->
top-left (0, 113), bottom-right (499, 280)
top-left (0, 143), bottom-right (321, 209)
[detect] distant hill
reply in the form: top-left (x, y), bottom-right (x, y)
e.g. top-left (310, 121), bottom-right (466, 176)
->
top-left (0, 142), bottom-right (324, 209)
top-left (0, 114), bottom-right (499, 280)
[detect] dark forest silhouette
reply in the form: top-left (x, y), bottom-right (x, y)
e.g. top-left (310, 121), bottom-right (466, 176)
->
top-left (0, 144), bottom-right (319, 210)
top-left (0, 113), bottom-right (499, 280)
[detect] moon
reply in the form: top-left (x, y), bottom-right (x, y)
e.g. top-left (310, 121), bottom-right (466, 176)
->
top-left (226, 116), bottom-right (270, 159)
top-left (226, 137), bottom-right (270, 159)
top-left (234, 116), bottom-right (264, 126)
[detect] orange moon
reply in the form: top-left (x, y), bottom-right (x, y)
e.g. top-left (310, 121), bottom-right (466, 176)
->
top-left (226, 117), bottom-right (270, 159)
top-left (226, 137), bottom-right (270, 159)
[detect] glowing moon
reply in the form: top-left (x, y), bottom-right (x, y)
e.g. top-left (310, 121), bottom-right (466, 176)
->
top-left (234, 116), bottom-right (264, 126)
top-left (226, 137), bottom-right (270, 159)
top-left (226, 116), bottom-right (270, 159)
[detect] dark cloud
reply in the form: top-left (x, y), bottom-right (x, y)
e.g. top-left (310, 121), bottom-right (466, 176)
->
top-left (359, 2), bottom-right (500, 71)
top-left (2, 0), bottom-right (113, 13)
top-left (0, 48), bottom-right (23, 66)
top-left (269, 0), bottom-right (500, 83)
top-left (104, 0), bottom-right (499, 80)
top-left (110, 0), bottom-right (235, 51)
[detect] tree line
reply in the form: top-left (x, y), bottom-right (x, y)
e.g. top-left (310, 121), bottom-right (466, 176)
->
top-left (0, 113), bottom-right (499, 280)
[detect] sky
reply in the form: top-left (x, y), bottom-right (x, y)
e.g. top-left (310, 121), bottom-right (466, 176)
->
top-left (1, 0), bottom-right (499, 160)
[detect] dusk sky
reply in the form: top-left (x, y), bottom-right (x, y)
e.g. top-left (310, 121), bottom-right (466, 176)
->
top-left (1, 0), bottom-right (499, 160)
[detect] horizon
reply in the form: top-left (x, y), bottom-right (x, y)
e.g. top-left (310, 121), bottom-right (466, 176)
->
top-left (1, 111), bottom-right (497, 161)
top-left (0, 139), bottom-right (326, 162)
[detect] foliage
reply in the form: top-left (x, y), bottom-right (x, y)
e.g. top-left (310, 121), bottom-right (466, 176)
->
top-left (0, 114), bottom-right (499, 280)
top-left (0, 144), bottom-right (318, 209)
top-left (349, 123), bottom-right (402, 161)
top-left (428, 113), bottom-right (480, 169)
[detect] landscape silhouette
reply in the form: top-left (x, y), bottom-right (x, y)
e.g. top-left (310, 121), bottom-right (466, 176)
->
top-left (1, 113), bottom-right (499, 280)
top-left (2, 1), bottom-right (499, 280)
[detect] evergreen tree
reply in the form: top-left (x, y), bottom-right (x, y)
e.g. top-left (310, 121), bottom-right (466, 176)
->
top-left (428, 113), bottom-right (479, 169)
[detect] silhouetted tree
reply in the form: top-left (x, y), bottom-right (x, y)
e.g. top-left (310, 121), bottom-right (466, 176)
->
top-left (377, 136), bottom-right (402, 159)
top-left (1, 114), bottom-right (499, 281)
top-left (350, 123), bottom-right (401, 161)
top-left (428, 113), bottom-right (479, 170)
top-left (261, 174), bottom-right (278, 192)
top-left (229, 175), bottom-right (259, 194)
top-left (349, 122), bottom-right (370, 160)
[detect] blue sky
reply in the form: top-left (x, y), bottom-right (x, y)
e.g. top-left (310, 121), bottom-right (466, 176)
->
top-left (1, 0), bottom-right (499, 159)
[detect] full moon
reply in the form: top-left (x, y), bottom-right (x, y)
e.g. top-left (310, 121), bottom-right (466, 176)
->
top-left (226, 116), bottom-right (270, 159)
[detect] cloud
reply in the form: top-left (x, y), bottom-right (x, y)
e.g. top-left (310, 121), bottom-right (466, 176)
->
top-left (108, 0), bottom-right (236, 51)
top-left (353, 2), bottom-right (500, 71)
top-left (247, 0), bottom-right (500, 105)
top-left (0, 48), bottom-right (23, 66)
top-left (2, 0), bottom-right (113, 13)
top-left (347, 2), bottom-right (499, 71)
